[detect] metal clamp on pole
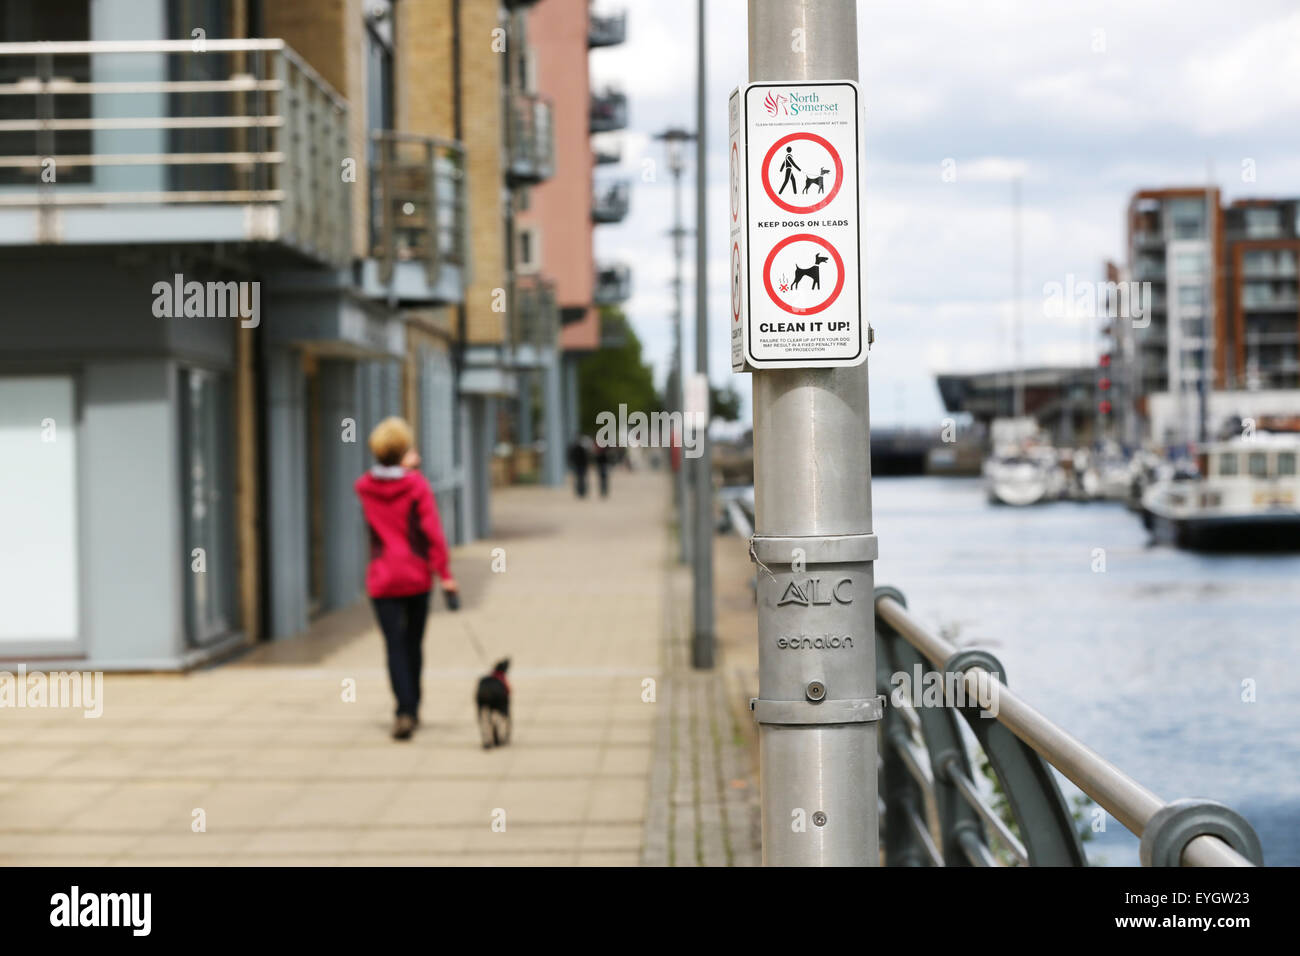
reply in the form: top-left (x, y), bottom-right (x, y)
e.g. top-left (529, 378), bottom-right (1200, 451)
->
top-left (749, 530), bottom-right (879, 865)
top-left (751, 694), bottom-right (884, 725)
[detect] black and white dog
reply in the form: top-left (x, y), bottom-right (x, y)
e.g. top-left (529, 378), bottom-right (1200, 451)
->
top-left (793, 253), bottom-right (829, 290)
top-left (803, 167), bottom-right (830, 194)
top-left (475, 658), bottom-right (511, 749)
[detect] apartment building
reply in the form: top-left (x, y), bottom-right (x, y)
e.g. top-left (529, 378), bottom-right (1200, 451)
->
top-left (0, 0), bottom-right (561, 667)
top-left (1123, 188), bottom-right (1223, 444)
top-left (1224, 199), bottom-right (1300, 390)
top-left (1117, 189), bottom-right (1300, 445)
top-left (588, 15), bottom-right (632, 387)
top-left (509, 2), bottom-right (628, 478)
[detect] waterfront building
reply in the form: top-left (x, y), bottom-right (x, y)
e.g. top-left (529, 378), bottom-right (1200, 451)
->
top-left (0, 0), bottom-right (603, 668)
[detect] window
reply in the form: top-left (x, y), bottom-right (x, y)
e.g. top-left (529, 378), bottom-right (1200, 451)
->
top-left (0, 376), bottom-right (80, 644)
top-left (1173, 251), bottom-right (1205, 276)
top-left (0, 1), bottom-right (92, 186)
top-left (1167, 198), bottom-right (1207, 239)
top-left (1248, 452), bottom-right (1268, 478)
top-left (1244, 207), bottom-right (1282, 239)
top-left (1177, 284), bottom-right (1206, 308)
top-left (517, 226), bottom-right (541, 274)
top-left (1278, 453), bottom-right (1297, 477)
top-left (1218, 453), bottom-right (1238, 476)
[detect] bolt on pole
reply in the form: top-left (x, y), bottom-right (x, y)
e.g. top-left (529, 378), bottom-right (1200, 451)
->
top-left (692, 0), bottom-right (715, 669)
top-left (748, 0), bottom-right (880, 866)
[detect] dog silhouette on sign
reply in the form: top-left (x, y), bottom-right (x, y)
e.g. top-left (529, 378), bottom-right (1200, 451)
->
top-left (803, 167), bottom-right (831, 194)
top-left (792, 253), bottom-right (829, 291)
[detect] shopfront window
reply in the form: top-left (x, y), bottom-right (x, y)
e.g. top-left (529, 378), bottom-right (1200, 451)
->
top-left (0, 376), bottom-right (80, 645)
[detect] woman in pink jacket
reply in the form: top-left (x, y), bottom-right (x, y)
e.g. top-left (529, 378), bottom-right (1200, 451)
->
top-left (355, 417), bottom-right (457, 740)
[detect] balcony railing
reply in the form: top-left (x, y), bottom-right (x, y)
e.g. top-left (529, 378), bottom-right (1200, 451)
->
top-left (589, 11), bottom-right (628, 48)
top-left (370, 132), bottom-right (466, 286)
top-left (590, 88), bottom-right (628, 133)
top-left (1133, 261), bottom-right (1166, 281)
top-left (0, 39), bottom-right (349, 266)
top-left (592, 179), bottom-right (629, 224)
top-left (504, 90), bottom-right (553, 184)
top-left (594, 262), bottom-right (631, 304)
top-left (593, 137), bottom-right (621, 165)
top-left (509, 273), bottom-right (558, 354)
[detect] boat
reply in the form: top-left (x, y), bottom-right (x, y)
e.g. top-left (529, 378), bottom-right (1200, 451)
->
top-left (983, 417), bottom-right (1062, 506)
top-left (1079, 441), bottom-right (1134, 501)
top-left (1140, 434), bottom-right (1300, 550)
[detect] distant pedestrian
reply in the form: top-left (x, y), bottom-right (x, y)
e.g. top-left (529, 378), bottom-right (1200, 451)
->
top-left (355, 417), bottom-right (457, 741)
top-left (594, 440), bottom-right (612, 498)
top-left (568, 435), bottom-right (590, 497)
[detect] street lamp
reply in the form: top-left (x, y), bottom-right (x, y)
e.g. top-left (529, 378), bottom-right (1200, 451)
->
top-left (656, 127), bottom-right (695, 566)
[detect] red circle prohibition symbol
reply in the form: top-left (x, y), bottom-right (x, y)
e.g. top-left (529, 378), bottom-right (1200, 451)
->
top-left (730, 142), bottom-right (740, 222)
top-left (731, 241), bottom-right (742, 322)
top-left (763, 233), bottom-right (845, 316)
top-left (762, 132), bottom-right (843, 214)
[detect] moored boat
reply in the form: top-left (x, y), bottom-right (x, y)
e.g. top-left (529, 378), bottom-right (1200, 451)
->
top-left (1141, 434), bottom-right (1300, 550)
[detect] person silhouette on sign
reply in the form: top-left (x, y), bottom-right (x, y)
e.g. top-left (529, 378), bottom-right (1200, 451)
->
top-left (777, 146), bottom-right (801, 195)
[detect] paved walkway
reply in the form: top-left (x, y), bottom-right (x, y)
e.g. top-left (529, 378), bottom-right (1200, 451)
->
top-left (0, 469), bottom-right (759, 865)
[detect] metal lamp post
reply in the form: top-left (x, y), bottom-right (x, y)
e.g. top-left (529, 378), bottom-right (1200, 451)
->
top-left (657, 127), bottom-right (694, 566)
top-left (748, 0), bottom-right (879, 866)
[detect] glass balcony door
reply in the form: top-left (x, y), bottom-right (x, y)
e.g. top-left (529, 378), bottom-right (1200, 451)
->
top-left (180, 366), bottom-right (237, 646)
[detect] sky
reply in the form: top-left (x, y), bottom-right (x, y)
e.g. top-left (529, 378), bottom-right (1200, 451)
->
top-left (587, 0), bottom-right (1300, 427)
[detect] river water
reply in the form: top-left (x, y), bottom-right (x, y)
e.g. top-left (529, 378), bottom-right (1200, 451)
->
top-left (868, 476), bottom-right (1300, 866)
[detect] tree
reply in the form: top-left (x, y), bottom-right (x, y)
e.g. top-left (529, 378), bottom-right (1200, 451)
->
top-left (710, 383), bottom-right (741, 422)
top-left (577, 308), bottom-right (660, 437)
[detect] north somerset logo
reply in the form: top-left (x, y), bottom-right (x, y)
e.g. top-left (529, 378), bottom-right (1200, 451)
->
top-left (763, 91), bottom-right (788, 116)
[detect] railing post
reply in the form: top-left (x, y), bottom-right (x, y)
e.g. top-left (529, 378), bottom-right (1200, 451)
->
top-left (426, 139), bottom-right (440, 285)
top-left (747, 0), bottom-right (881, 866)
top-left (378, 133), bottom-right (394, 283)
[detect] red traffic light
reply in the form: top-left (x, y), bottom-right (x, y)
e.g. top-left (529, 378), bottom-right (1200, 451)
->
top-left (1099, 400), bottom-right (1112, 415)
top-left (1099, 377), bottom-right (1111, 390)
top-left (1099, 353), bottom-right (1111, 368)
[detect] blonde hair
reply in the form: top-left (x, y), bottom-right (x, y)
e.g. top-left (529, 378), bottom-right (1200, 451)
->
top-left (369, 417), bottom-right (414, 466)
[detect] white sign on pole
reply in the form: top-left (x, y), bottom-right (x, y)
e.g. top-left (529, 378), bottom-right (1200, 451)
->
top-left (730, 80), bottom-right (863, 371)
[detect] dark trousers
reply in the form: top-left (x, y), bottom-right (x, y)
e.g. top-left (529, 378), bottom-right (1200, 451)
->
top-left (573, 467), bottom-right (588, 497)
top-left (371, 591), bottom-right (430, 717)
top-left (597, 463), bottom-right (609, 497)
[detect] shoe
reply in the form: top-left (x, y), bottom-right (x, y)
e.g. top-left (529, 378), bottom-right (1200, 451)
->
top-left (392, 714), bottom-right (416, 740)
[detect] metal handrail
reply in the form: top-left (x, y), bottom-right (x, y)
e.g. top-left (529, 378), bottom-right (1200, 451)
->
top-left (876, 594), bottom-right (1258, 867)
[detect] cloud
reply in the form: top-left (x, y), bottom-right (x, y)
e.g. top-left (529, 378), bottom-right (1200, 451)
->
top-left (591, 0), bottom-right (1300, 427)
